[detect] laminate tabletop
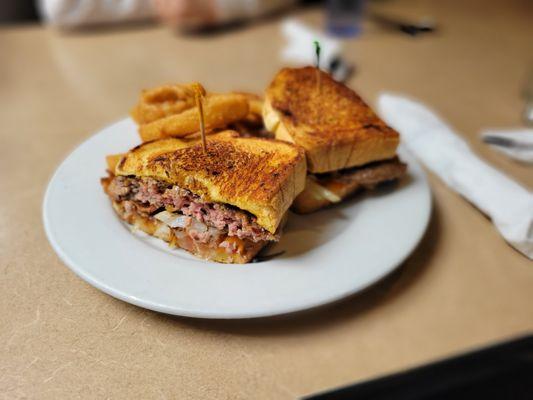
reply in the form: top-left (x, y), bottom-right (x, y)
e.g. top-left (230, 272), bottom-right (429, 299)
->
top-left (1, 0), bottom-right (532, 398)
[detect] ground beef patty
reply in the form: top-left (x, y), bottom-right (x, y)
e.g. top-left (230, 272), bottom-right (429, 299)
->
top-left (104, 176), bottom-right (278, 243)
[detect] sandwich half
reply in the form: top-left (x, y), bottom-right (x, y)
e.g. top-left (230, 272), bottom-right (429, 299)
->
top-left (264, 67), bottom-right (407, 213)
top-left (101, 131), bottom-right (306, 263)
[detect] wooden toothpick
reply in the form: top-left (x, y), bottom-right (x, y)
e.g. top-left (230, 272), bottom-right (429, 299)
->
top-left (314, 40), bottom-right (321, 94)
top-left (193, 83), bottom-right (207, 153)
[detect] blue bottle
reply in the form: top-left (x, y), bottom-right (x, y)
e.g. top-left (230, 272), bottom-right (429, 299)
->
top-left (326, 0), bottom-right (366, 37)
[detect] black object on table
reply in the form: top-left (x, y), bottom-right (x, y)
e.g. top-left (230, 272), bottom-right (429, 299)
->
top-left (304, 334), bottom-right (533, 400)
top-left (370, 13), bottom-right (436, 37)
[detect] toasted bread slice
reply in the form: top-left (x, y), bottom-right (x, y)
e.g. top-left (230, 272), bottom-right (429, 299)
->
top-left (264, 67), bottom-right (400, 173)
top-left (106, 154), bottom-right (125, 172)
top-left (137, 93), bottom-right (249, 142)
top-left (115, 131), bottom-right (306, 233)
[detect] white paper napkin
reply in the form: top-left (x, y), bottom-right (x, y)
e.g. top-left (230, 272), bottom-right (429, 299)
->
top-left (481, 128), bottom-right (533, 163)
top-left (378, 93), bottom-right (533, 259)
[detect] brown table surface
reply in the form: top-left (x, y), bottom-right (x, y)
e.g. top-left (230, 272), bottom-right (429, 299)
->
top-left (1, 0), bottom-right (532, 398)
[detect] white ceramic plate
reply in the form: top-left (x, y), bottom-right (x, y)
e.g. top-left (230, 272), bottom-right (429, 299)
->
top-left (43, 119), bottom-right (431, 319)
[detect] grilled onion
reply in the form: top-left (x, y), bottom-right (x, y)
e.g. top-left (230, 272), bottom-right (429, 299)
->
top-left (154, 211), bottom-right (191, 228)
top-left (306, 177), bottom-right (342, 203)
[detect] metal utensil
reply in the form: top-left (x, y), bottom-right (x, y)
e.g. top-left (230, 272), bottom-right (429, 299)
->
top-left (483, 135), bottom-right (533, 150)
top-left (370, 13), bottom-right (436, 36)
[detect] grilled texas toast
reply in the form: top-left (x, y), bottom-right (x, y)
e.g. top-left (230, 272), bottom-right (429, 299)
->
top-left (115, 131), bottom-right (306, 233)
top-left (264, 67), bottom-right (400, 173)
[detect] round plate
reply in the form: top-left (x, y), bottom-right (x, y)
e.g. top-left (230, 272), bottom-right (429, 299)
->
top-left (43, 119), bottom-right (431, 319)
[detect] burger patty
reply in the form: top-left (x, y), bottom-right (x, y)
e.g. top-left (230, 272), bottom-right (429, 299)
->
top-left (103, 176), bottom-right (278, 243)
top-left (315, 157), bottom-right (407, 194)
top-left (335, 157), bottom-right (406, 185)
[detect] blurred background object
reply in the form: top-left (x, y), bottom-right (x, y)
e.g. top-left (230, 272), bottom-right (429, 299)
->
top-left (0, 0), bottom-right (437, 39)
top-left (0, 0), bottom-right (301, 29)
top-left (38, 0), bottom-right (156, 28)
top-left (369, 11), bottom-right (435, 36)
top-left (153, 0), bottom-right (298, 30)
top-left (482, 128), bottom-right (533, 163)
top-left (326, 0), bottom-right (365, 37)
top-left (281, 19), bottom-right (355, 82)
top-left (0, 0), bottom-right (38, 23)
